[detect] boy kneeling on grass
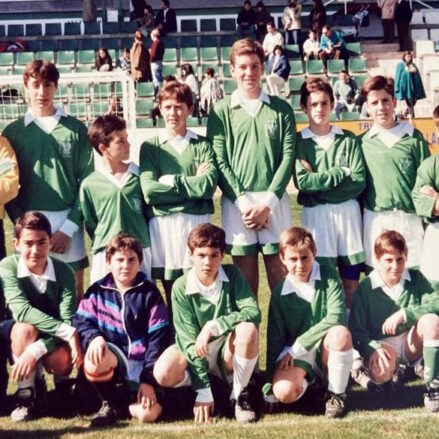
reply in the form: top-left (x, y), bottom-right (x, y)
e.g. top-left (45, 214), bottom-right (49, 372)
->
top-left (153, 223), bottom-right (262, 424)
top-left (265, 227), bottom-right (353, 418)
top-left (349, 230), bottom-right (439, 412)
top-left (73, 234), bottom-right (172, 427)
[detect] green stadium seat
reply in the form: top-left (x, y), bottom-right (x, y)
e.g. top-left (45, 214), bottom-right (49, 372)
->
top-left (327, 59), bottom-right (346, 76)
top-left (341, 111), bottom-right (360, 121)
top-left (54, 85), bottom-right (69, 102)
top-left (36, 51), bottom-right (55, 63)
top-left (221, 47), bottom-right (232, 64)
top-left (200, 36), bottom-right (217, 48)
top-left (200, 47), bottom-right (218, 64)
top-left (77, 50), bottom-right (96, 65)
top-left (120, 38), bottom-right (133, 50)
top-left (162, 64), bottom-right (178, 77)
top-left (346, 42), bottom-right (361, 57)
top-left (163, 48), bottom-right (177, 63)
top-left (92, 101), bottom-right (110, 116)
top-left (103, 22), bottom-right (120, 34)
top-left (0, 25), bottom-right (5, 38)
top-left (120, 22), bottom-right (137, 34)
top-left (181, 19), bottom-right (197, 32)
top-left (288, 77), bottom-right (305, 93)
top-left (137, 82), bottom-right (155, 98)
top-left (353, 74), bottom-right (369, 88)
top-left (306, 60), bottom-right (325, 75)
top-left (71, 84), bottom-right (91, 100)
top-left (0, 67), bottom-right (10, 76)
top-left (60, 40), bottom-right (79, 51)
top-left (8, 25), bottom-right (24, 37)
top-left (200, 19), bottom-right (217, 32)
top-left (105, 39), bottom-right (119, 51)
top-left (348, 58), bottom-right (367, 74)
top-left (290, 94), bottom-right (301, 111)
top-left (81, 39), bottom-right (99, 51)
top-left (114, 82), bottom-right (122, 97)
top-left (187, 117), bottom-right (200, 127)
top-left (220, 18), bottom-right (236, 31)
top-left (156, 118), bottom-right (165, 128)
top-left (58, 50), bottom-right (76, 66)
top-left (93, 83), bottom-right (113, 99)
top-left (136, 100), bottom-right (154, 115)
top-left (295, 113), bottom-right (309, 123)
top-left (289, 60), bottom-right (304, 76)
top-left (74, 65), bottom-right (94, 73)
top-left (200, 117), bottom-right (208, 126)
top-left (12, 66), bottom-right (25, 75)
top-left (45, 23), bottom-right (61, 36)
top-left (284, 44), bottom-right (300, 59)
top-left (56, 66), bottom-right (73, 74)
top-left (162, 36), bottom-right (177, 48)
top-left (40, 40), bottom-right (58, 52)
top-left (16, 52), bottom-right (34, 66)
top-left (3, 104), bottom-right (21, 119)
top-left (64, 22), bottom-right (81, 35)
top-left (180, 36), bottom-right (198, 48)
top-left (222, 63), bottom-right (231, 78)
top-left (84, 22), bottom-right (101, 35)
top-left (220, 35), bottom-right (237, 47)
top-left (181, 47), bottom-right (198, 63)
top-left (136, 118), bottom-right (155, 128)
top-left (223, 79), bottom-right (237, 95)
top-left (26, 24), bottom-right (42, 37)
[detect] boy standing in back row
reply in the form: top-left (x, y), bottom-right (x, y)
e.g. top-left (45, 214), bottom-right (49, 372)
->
top-left (207, 38), bottom-right (296, 298)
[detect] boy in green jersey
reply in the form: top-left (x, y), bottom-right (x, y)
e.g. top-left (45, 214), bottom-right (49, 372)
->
top-left (207, 38), bottom-right (296, 299)
top-left (265, 227), bottom-right (353, 418)
top-left (3, 60), bottom-right (94, 298)
top-left (349, 230), bottom-right (439, 412)
top-left (0, 212), bottom-right (83, 422)
top-left (153, 223), bottom-right (262, 424)
top-left (140, 82), bottom-right (217, 310)
top-left (80, 115), bottom-right (151, 284)
top-left (359, 75), bottom-right (429, 271)
top-left (411, 105), bottom-right (439, 288)
top-left (294, 77), bottom-right (365, 309)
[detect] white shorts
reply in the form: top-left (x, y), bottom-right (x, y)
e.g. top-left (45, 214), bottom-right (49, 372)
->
top-left (149, 212), bottom-right (210, 280)
top-left (363, 209), bottom-right (424, 269)
top-left (301, 199), bottom-right (365, 265)
top-left (420, 222), bottom-right (439, 282)
top-left (221, 192), bottom-right (292, 255)
top-left (40, 209), bottom-right (87, 268)
top-left (378, 328), bottom-right (419, 365)
top-left (90, 247), bottom-right (152, 285)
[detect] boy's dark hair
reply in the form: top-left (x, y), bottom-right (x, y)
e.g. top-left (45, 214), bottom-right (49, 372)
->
top-left (279, 227), bottom-right (317, 258)
top-left (433, 105), bottom-right (439, 119)
top-left (158, 81), bottom-right (193, 108)
top-left (300, 77), bottom-right (334, 108)
top-left (244, 0), bottom-right (252, 5)
top-left (266, 21), bottom-right (275, 28)
top-left (230, 38), bottom-right (264, 66)
top-left (273, 45), bottom-right (283, 53)
top-left (181, 63), bottom-right (195, 76)
top-left (162, 0), bottom-right (170, 6)
top-left (15, 211), bottom-right (52, 240)
top-left (361, 75), bottom-right (394, 102)
top-left (88, 115), bottom-right (127, 155)
top-left (205, 67), bottom-right (215, 77)
top-left (105, 234), bottom-right (143, 264)
top-left (340, 69), bottom-right (348, 75)
top-left (163, 75), bottom-right (176, 83)
top-left (188, 224), bottom-right (226, 253)
top-left (374, 230), bottom-right (408, 259)
top-left (23, 60), bottom-right (59, 87)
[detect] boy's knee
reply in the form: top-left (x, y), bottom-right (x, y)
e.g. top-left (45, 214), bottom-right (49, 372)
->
top-left (273, 379), bottom-right (303, 404)
top-left (326, 325), bottom-right (352, 351)
top-left (43, 344), bottom-right (73, 376)
top-left (235, 322), bottom-right (258, 347)
top-left (153, 363), bottom-right (180, 387)
top-left (418, 314), bottom-right (439, 338)
top-left (11, 323), bottom-right (38, 347)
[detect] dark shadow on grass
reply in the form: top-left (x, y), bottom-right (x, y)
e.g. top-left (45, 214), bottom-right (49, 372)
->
top-left (0, 426), bottom-right (90, 439)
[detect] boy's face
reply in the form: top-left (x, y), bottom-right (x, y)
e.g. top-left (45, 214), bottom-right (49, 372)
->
top-left (376, 249), bottom-right (407, 287)
top-left (100, 129), bottom-right (130, 163)
top-left (14, 228), bottom-right (52, 276)
top-left (108, 249), bottom-right (140, 289)
top-left (231, 53), bottom-right (264, 99)
top-left (366, 89), bottom-right (396, 129)
top-left (160, 98), bottom-right (192, 136)
top-left (26, 75), bottom-right (57, 117)
top-left (303, 90), bottom-right (333, 127)
top-left (281, 246), bottom-right (315, 283)
top-left (190, 246), bottom-right (224, 286)
top-left (339, 72), bottom-right (349, 83)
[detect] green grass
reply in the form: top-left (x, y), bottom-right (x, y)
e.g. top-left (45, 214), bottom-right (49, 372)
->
top-left (0, 197), bottom-right (435, 438)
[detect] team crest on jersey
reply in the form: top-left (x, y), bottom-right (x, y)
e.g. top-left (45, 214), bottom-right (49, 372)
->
top-left (399, 157), bottom-right (412, 173)
top-left (131, 196), bottom-right (142, 212)
top-left (59, 140), bottom-right (72, 157)
top-left (265, 120), bottom-right (278, 138)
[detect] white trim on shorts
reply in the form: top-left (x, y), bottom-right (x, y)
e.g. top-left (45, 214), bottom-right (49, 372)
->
top-left (420, 222), bottom-right (439, 282)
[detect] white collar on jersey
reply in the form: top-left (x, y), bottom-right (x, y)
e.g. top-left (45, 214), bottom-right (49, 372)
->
top-left (158, 129), bottom-right (198, 144)
top-left (24, 106), bottom-right (67, 127)
top-left (301, 125), bottom-right (344, 149)
top-left (370, 268), bottom-right (411, 289)
top-left (367, 122), bottom-right (414, 146)
top-left (230, 89), bottom-right (270, 108)
top-left (185, 265), bottom-right (229, 299)
top-left (99, 161), bottom-right (139, 188)
top-left (281, 261), bottom-right (321, 302)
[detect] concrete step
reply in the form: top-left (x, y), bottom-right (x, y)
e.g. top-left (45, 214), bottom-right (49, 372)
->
top-left (363, 52), bottom-right (402, 61)
top-left (361, 42), bottom-right (399, 53)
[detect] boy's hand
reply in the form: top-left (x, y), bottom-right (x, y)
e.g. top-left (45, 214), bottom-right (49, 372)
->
top-left (300, 159), bottom-right (312, 172)
top-left (242, 204), bottom-right (270, 230)
top-left (193, 401), bottom-right (214, 423)
top-left (420, 185), bottom-right (439, 199)
top-left (137, 383), bottom-right (157, 409)
top-left (52, 231), bottom-right (72, 254)
top-left (196, 162), bottom-right (210, 176)
top-left (195, 324), bottom-right (213, 357)
top-left (278, 353), bottom-right (294, 370)
top-left (11, 350), bottom-right (37, 381)
top-left (69, 332), bottom-right (84, 368)
top-left (382, 310), bottom-right (405, 336)
top-left (369, 347), bottom-right (391, 376)
top-left (87, 336), bottom-right (107, 366)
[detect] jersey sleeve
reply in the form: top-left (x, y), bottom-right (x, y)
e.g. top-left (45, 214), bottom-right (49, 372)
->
top-left (79, 180), bottom-right (99, 241)
top-left (412, 157), bottom-right (437, 219)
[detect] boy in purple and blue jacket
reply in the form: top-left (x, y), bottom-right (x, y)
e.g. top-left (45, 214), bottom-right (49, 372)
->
top-left (73, 234), bottom-right (172, 427)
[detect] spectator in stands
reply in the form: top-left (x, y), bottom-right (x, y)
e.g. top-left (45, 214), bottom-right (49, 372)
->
top-left (200, 67), bottom-right (223, 116)
top-left (434, 105), bottom-right (439, 136)
top-left (333, 70), bottom-right (362, 119)
top-left (282, 0), bottom-right (302, 46)
top-left (105, 95), bottom-right (123, 117)
top-left (83, 0), bottom-right (98, 22)
top-left (180, 63), bottom-right (199, 116)
top-left (395, 0), bottom-right (413, 51)
top-left (131, 0), bottom-right (147, 22)
top-left (395, 51), bottom-right (426, 118)
top-left (237, 0), bottom-right (257, 37)
top-left (95, 48), bottom-right (113, 72)
top-left (303, 30), bottom-right (320, 61)
top-left (155, 0), bottom-right (177, 35)
top-left (150, 28), bottom-right (165, 96)
top-left (309, 0), bottom-right (327, 40)
top-left (141, 4), bottom-right (156, 34)
top-left (117, 48), bottom-right (131, 74)
top-left (131, 30), bottom-right (152, 82)
top-left (262, 21), bottom-right (284, 59)
top-left (255, 1), bottom-right (273, 41)
top-left (266, 45), bottom-right (290, 96)
top-left (377, 0), bottom-right (398, 43)
top-left (319, 25), bottom-right (347, 73)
